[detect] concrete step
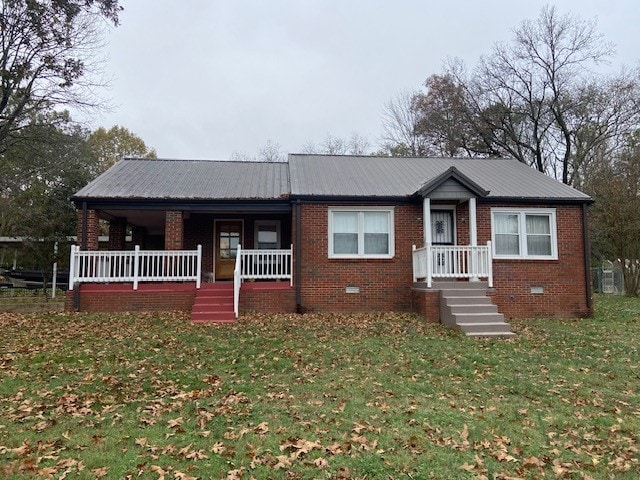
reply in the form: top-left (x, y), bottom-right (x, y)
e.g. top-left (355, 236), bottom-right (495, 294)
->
top-left (191, 285), bottom-right (235, 323)
top-left (456, 321), bottom-right (513, 334)
top-left (450, 312), bottom-right (505, 324)
top-left (440, 288), bottom-right (488, 297)
top-left (191, 305), bottom-right (233, 314)
top-left (466, 331), bottom-right (517, 338)
top-left (191, 311), bottom-right (236, 322)
top-left (437, 284), bottom-right (515, 338)
top-left (442, 296), bottom-right (493, 306)
top-left (449, 304), bottom-right (498, 314)
top-left (197, 290), bottom-right (233, 297)
top-left (192, 299), bottom-right (233, 306)
top-left (432, 281), bottom-right (489, 290)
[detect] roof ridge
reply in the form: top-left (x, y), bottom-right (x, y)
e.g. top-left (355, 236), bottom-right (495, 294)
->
top-left (122, 157), bottom-right (290, 165)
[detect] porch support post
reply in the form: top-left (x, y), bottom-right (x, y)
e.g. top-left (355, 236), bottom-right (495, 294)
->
top-left (469, 197), bottom-right (479, 282)
top-left (108, 217), bottom-right (127, 250)
top-left (423, 197), bottom-right (432, 288)
top-left (165, 210), bottom-right (184, 250)
top-left (469, 197), bottom-right (477, 247)
top-left (423, 197), bottom-right (431, 246)
top-left (77, 205), bottom-right (99, 251)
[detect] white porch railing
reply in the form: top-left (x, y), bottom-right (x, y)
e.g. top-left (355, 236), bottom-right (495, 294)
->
top-left (233, 244), bottom-right (294, 319)
top-left (69, 245), bottom-right (202, 290)
top-left (412, 242), bottom-right (493, 288)
top-left (233, 246), bottom-right (241, 319)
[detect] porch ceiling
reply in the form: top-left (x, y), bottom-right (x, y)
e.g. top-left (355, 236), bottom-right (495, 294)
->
top-left (99, 209), bottom-right (166, 235)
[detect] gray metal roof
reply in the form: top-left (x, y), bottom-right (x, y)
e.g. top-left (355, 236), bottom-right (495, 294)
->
top-left (74, 155), bottom-right (591, 203)
top-left (74, 158), bottom-right (290, 200)
top-left (288, 155), bottom-right (591, 201)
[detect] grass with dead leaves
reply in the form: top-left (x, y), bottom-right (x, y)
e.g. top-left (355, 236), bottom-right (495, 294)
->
top-left (0, 295), bottom-right (638, 479)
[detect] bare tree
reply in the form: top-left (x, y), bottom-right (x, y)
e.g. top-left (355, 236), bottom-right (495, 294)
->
top-left (0, 0), bottom-right (122, 151)
top-left (300, 133), bottom-right (371, 155)
top-left (257, 139), bottom-right (285, 162)
top-left (381, 90), bottom-right (424, 156)
top-left (451, 6), bottom-right (623, 182)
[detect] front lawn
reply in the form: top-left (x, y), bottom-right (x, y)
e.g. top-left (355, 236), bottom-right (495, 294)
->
top-left (0, 296), bottom-right (638, 479)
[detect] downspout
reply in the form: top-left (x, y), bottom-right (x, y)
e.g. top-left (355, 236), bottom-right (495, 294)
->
top-left (74, 201), bottom-right (88, 312)
top-left (583, 203), bottom-right (592, 312)
top-left (295, 199), bottom-right (302, 313)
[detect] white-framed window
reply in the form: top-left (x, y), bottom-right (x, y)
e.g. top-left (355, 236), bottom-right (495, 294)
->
top-left (491, 208), bottom-right (557, 259)
top-left (254, 220), bottom-right (280, 249)
top-left (328, 207), bottom-right (394, 258)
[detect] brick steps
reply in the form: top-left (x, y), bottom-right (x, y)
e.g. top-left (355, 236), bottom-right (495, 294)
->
top-left (191, 283), bottom-right (236, 323)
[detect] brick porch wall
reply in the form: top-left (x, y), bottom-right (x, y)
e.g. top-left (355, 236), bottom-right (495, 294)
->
top-left (65, 284), bottom-right (196, 313)
top-left (240, 283), bottom-right (296, 313)
top-left (411, 288), bottom-right (440, 323)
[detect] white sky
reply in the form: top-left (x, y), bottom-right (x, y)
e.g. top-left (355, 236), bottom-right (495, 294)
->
top-left (91, 0), bottom-right (640, 159)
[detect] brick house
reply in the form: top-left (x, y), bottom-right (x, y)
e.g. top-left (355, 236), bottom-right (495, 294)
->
top-left (67, 155), bottom-right (593, 336)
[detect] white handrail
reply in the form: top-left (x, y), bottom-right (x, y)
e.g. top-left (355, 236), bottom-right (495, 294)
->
top-left (412, 242), bottom-right (493, 288)
top-left (233, 245), bottom-right (241, 319)
top-left (69, 245), bottom-right (202, 290)
top-left (232, 245), bottom-right (293, 318)
top-left (238, 247), bottom-right (293, 281)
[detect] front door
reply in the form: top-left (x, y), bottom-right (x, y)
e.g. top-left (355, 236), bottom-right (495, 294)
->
top-left (431, 209), bottom-right (455, 274)
top-left (215, 221), bottom-right (242, 280)
top-left (431, 209), bottom-right (454, 245)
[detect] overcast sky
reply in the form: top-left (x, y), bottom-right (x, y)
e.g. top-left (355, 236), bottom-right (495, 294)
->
top-left (91, 0), bottom-right (640, 160)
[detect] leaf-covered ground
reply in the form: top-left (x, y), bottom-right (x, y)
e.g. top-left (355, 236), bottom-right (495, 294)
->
top-left (0, 295), bottom-right (638, 479)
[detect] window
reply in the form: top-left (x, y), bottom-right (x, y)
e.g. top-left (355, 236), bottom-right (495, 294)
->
top-left (492, 209), bottom-right (557, 259)
top-left (254, 221), bottom-right (280, 249)
top-left (329, 208), bottom-right (394, 258)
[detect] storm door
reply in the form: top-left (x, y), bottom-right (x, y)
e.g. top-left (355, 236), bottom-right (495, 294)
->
top-left (431, 209), bottom-right (455, 274)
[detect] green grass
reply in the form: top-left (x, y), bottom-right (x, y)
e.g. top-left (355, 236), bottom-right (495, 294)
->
top-left (0, 296), bottom-right (639, 479)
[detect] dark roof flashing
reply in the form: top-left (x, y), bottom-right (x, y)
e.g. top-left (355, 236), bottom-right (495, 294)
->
top-left (415, 166), bottom-right (490, 198)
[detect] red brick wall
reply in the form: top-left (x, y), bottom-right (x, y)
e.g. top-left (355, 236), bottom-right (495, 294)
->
top-left (108, 217), bottom-right (127, 250)
top-left (165, 211), bottom-right (184, 250)
top-left (76, 209), bottom-right (100, 251)
top-left (65, 284), bottom-right (196, 312)
top-left (240, 283), bottom-right (296, 313)
top-left (411, 287), bottom-right (440, 323)
top-left (298, 203), bottom-right (422, 312)
top-left (477, 203), bottom-right (591, 319)
top-left (297, 202), bottom-right (590, 319)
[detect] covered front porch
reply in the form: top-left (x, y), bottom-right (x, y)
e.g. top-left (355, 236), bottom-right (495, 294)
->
top-left (411, 166), bottom-right (494, 289)
top-left (68, 203), bottom-right (296, 319)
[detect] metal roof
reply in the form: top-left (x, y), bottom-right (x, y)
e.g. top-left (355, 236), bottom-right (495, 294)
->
top-left (74, 158), bottom-right (290, 200)
top-left (74, 155), bottom-right (591, 204)
top-left (288, 155), bottom-right (591, 201)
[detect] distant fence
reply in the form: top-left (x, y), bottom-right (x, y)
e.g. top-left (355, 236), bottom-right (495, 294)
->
top-left (591, 260), bottom-right (624, 295)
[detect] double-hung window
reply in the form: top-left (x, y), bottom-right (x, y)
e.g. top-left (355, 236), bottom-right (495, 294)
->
top-left (329, 207), bottom-right (394, 258)
top-left (491, 208), bottom-right (557, 259)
